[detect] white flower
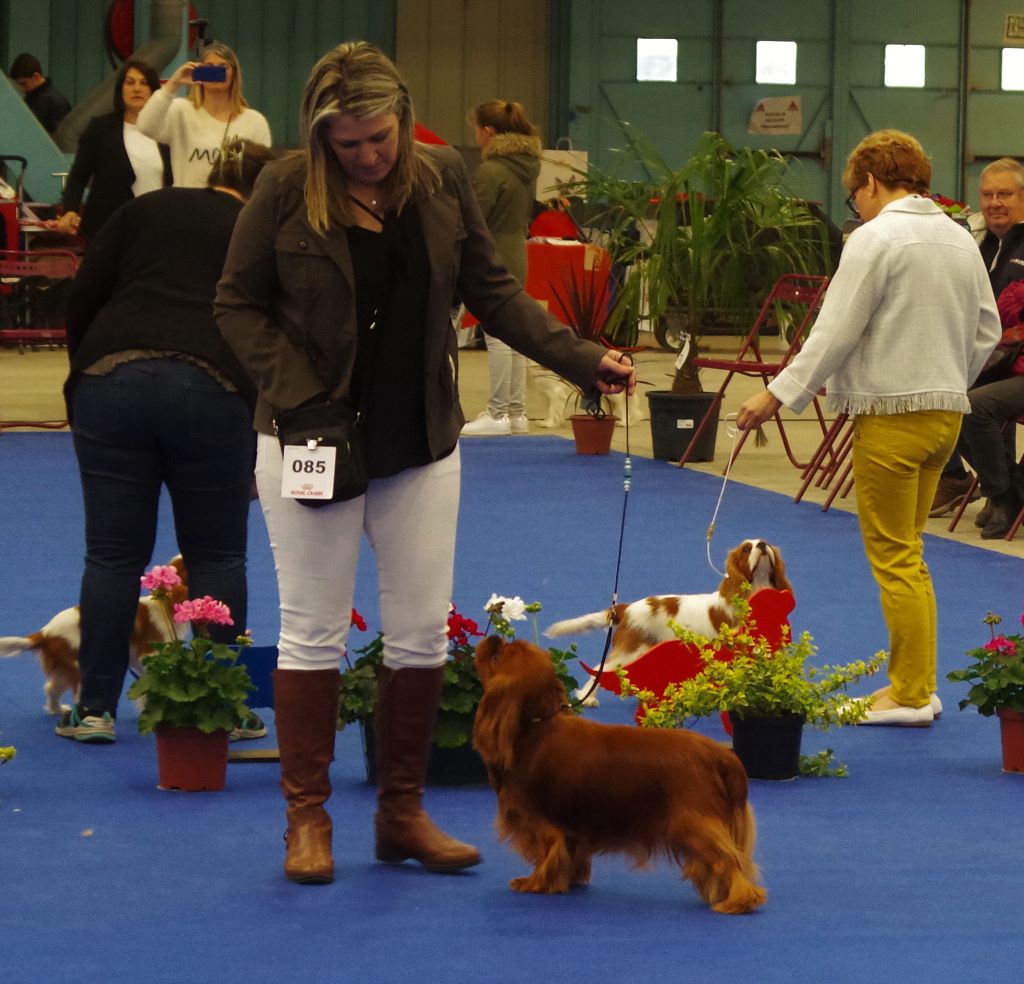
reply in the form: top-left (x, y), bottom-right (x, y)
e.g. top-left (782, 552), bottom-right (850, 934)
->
top-left (503, 596), bottom-right (527, 621)
top-left (484, 594), bottom-right (528, 620)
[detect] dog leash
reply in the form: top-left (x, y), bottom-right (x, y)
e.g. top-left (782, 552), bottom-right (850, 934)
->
top-left (570, 354), bottom-right (633, 708)
top-left (704, 413), bottom-right (743, 578)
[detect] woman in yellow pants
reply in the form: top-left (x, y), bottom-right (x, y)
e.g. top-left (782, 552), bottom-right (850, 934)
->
top-left (738, 130), bottom-right (1000, 726)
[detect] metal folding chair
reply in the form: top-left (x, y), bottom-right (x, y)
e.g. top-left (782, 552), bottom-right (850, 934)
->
top-left (679, 273), bottom-right (830, 470)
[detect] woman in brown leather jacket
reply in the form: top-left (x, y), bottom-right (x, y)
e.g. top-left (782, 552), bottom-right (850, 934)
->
top-left (215, 41), bottom-right (633, 886)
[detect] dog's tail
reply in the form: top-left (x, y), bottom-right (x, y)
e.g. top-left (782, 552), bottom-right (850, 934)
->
top-left (0, 634), bottom-right (41, 658)
top-left (545, 607), bottom-right (622, 639)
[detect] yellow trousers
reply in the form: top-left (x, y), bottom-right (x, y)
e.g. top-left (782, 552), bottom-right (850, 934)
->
top-left (851, 410), bottom-right (962, 707)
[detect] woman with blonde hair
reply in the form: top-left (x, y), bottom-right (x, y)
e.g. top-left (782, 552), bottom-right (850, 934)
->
top-left (461, 99), bottom-right (543, 435)
top-left (738, 129), bottom-right (1000, 727)
top-left (215, 41), bottom-right (634, 885)
top-left (137, 42), bottom-right (271, 188)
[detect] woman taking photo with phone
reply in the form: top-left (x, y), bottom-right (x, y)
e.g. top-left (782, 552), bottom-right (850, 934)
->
top-left (136, 42), bottom-right (271, 188)
top-left (215, 41), bottom-right (634, 886)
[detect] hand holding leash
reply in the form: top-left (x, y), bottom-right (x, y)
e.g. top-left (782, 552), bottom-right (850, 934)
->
top-left (595, 352), bottom-right (635, 394)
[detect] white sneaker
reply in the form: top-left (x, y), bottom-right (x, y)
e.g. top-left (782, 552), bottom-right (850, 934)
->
top-left (509, 414), bottom-right (529, 434)
top-left (461, 412), bottom-right (511, 436)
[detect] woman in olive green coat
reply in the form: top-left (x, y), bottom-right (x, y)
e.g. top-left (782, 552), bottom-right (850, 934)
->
top-left (461, 100), bottom-right (543, 436)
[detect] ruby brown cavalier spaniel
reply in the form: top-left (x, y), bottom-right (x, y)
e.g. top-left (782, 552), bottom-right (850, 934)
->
top-left (472, 636), bottom-right (767, 914)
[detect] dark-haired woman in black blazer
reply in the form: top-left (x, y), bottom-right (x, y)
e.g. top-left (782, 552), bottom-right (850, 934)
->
top-left (57, 59), bottom-right (172, 240)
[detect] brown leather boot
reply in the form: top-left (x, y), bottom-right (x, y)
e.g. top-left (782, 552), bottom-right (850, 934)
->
top-left (374, 665), bottom-right (482, 872)
top-left (273, 668), bottom-right (340, 884)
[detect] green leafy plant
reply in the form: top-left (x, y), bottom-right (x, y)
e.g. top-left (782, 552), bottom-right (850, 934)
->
top-left (339, 597), bottom-right (580, 749)
top-left (568, 127), bottom-right (832, 392)
top-left (617, 598), bottom-right (885, 775)
top-left (798, 749), bottom-right (848, 778)
top-left (947, 610), bottom-right (1024, 716)
top-left (126, 565), bottom-right (255, 735)
top-left (620, 597), bottom-right (885, 729)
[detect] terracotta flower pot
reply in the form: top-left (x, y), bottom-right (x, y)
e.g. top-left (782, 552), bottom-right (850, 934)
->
top-left (997, 708), bottom-right (1024, 774)
top-left (155, 725), bottom-right (230, 791)
top-left (570, 413), bottom-right (617, 455)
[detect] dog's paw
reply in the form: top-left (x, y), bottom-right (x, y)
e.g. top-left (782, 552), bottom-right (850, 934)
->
top-left (573, 688), bottom-right (599, 708)
top-left (45, 702), bottom-right (71, 715)
top-left (509, 874), bottom-right (569, 894)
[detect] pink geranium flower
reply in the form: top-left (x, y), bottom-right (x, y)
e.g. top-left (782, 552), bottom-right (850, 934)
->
top-left (141, 565), bottom-right (182, 592)
top-left (984, 635), bottom-right (1016, 656)
top-left (174, 596), bottom-right (233, 627)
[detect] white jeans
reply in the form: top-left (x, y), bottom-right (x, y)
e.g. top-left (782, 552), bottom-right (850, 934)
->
top-left (256, 433), bottom-right (461, 671)
top-left (482, 331), bottom-right (526, 417)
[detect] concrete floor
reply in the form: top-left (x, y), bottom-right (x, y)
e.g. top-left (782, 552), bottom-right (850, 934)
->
top-left (2, 332), bottom-right (1020, 558)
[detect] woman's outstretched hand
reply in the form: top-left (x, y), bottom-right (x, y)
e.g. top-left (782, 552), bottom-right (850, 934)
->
top-left (736, 391), bottom-right (782, 430)
top-left (594, 352), bottom-right (636, 395)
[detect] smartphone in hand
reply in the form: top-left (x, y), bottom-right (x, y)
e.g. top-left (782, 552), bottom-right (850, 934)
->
top-left (191, 64), bottom-right (227, 83)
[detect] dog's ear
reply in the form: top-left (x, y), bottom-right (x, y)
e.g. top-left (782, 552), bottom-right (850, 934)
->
top-left (472, 675), bottom-right (527, 773)
top-left (768, 546), bottom-right (793, 593)
top-left (720, 543), bottom-right (751, 601)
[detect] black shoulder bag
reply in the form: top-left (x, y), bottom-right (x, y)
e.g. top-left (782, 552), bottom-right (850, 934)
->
top-left (273, 199), bottom-right (390, 508)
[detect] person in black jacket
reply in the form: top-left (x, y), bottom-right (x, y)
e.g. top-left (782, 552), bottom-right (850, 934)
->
top-left (56, 59), bottom-right (172, 241)
top-left (55, 140), bottom-right (277, 744)
top-left (8, 52), bottom-right (70, 133)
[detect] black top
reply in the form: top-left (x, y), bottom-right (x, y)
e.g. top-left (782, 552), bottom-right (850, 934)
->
top-left (64, 186), bottom-right (256, 413)
top-left (980, 222), bottom-right (1024, 300)
top-left (346, 206), bottom-right (434, 478)
top-left (25, 78), bottom-right (71, 134)
top-left (61, 112), bottom-right (173, 240)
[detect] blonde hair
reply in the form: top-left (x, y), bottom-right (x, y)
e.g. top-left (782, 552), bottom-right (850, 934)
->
top-left (981, 157), bottom-right (1024, 189)
top-left (472, 99), bottom-right (536, 137)
top-left (187, 42), bottom-right (248, 117)
top-left (300, 41), bottom-right (441, 233)
top-left (842, 129), bottom-right (931, 196)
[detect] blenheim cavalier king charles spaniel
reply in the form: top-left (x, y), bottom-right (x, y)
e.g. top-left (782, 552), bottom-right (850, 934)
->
top-left (545, 539), bottom-right (791, 671)
top-left (472, 635), bottom-right (767, 914)
top-left (0, 556), bottom-right (188, 715)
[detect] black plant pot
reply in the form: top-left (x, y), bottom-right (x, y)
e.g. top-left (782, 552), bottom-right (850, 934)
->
top-left (646, 391), bottom-right (718, 462)
top-left (359, 718), bottom-right (488, 786)
top-left (728, 711), bottom-right (806, 780)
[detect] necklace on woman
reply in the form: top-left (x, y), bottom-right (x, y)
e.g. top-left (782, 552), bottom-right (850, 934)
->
top-left (350, 195), bottom-right (385, 225)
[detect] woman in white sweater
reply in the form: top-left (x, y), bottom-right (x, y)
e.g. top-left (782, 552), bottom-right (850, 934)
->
top-left (738, 129), bottom-right (1000, 728)
top-left (137, 42), bottom-right (271, 188)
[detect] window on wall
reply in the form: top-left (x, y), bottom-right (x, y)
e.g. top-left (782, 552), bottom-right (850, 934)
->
top-left (636, 38), bottom-right (678, 82)
top-left (1001, 48), bottom-right (1024, 90)
top-left (884, 44), bottom-right (925, 87)
top-left (755, 41), bottom-right (797, 85)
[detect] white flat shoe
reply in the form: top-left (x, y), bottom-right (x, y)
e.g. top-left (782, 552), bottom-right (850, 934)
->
top-left (858, 703), bottom-right (934, 727)
top-left (930, 693), bottom-right (943, 717)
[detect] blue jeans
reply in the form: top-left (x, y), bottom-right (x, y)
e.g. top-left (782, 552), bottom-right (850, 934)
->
top-left (71, 359), bottom-right (255, 715)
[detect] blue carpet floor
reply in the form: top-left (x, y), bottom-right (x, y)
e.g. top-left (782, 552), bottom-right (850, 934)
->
top-left (1, 433), bottom-right (1022, 983)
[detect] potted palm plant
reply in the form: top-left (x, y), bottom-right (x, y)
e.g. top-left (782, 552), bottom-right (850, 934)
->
top-left (622, 599), bottom-right (885, 779)
top-left (947, 608), bottom-right (1024, 773)
top-left (126, 564), bottom-right (257, 792)
top-left (339, 597), bottom-right (580, 783)
top-left (570, 127), bottom-right (833, 460)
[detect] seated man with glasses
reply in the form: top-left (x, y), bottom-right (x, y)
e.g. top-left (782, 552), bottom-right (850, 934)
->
top-left (928, 157), bottom-right (1024, 535)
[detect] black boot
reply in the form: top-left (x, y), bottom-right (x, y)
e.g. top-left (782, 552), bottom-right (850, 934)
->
top-left (981, 488), bottom-right (1020, 540)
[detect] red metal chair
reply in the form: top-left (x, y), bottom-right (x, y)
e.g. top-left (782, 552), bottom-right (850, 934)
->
top-left (0, 248), bottom-right (79, 431)
top-left (678, 273), bottom-right (830, 471)
top-left (793, 410), bottom-right (856, 511)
